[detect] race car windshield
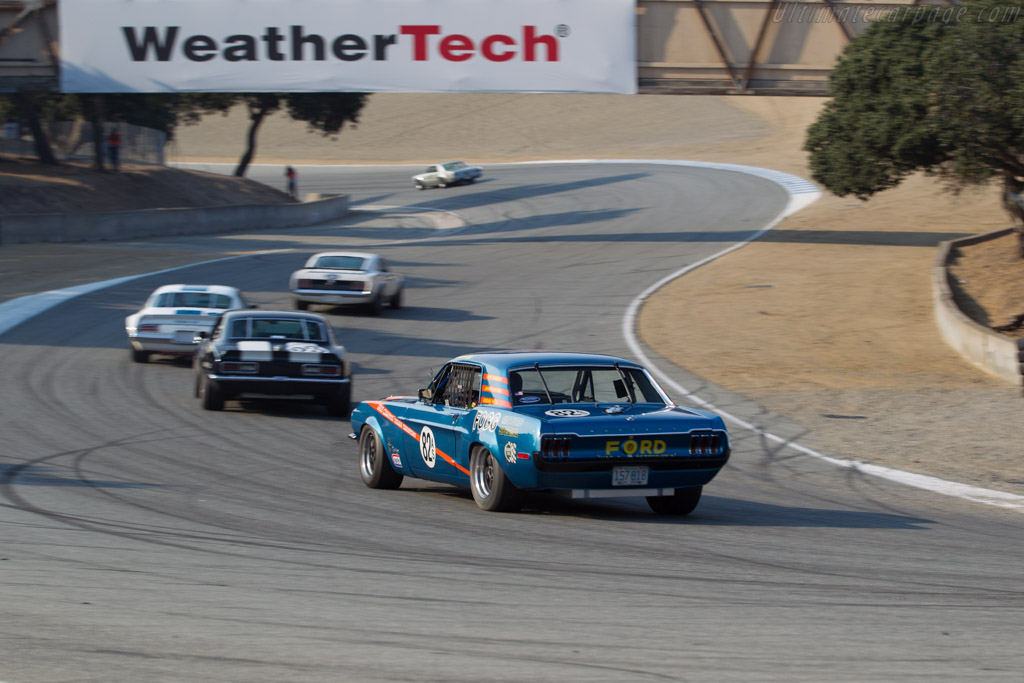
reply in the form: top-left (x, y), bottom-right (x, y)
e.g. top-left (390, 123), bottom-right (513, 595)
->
top-left (443, 161), bottom-right (466, 170)
top-left (312, 255), bottom-right (366, 270)
top-left (509, 366), bottom-right (664, 406)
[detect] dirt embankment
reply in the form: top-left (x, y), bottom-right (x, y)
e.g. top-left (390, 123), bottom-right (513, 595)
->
top-left (1, 153), bottom-right (291, 216)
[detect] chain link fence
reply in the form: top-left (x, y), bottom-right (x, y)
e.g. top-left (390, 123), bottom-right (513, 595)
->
top-left (0, 121), bottom-right (166, 165)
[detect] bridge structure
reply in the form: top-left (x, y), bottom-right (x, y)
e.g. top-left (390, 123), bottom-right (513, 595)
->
top-left (2, 0), bottom-right (949, 96)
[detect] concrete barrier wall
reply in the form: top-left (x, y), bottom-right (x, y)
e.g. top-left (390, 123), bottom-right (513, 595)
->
top-left (933, 227), bottom-right (1023, 386)
top-left (0, 195), bottom-right (350, 245)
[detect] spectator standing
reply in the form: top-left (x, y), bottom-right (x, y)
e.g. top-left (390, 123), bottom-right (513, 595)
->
top-left (285, 165), bottom-right (297, 199)
top-left (107, 128), bottom-right (122, 171)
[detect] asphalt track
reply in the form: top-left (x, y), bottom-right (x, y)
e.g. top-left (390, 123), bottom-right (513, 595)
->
top-left (2, 163), bottom-right (1022, 682)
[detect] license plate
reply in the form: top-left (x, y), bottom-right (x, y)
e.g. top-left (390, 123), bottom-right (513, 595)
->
top-left (174, 330), bottom-right (195, 344)
top-left (612, 465), bottom-right (649, 487)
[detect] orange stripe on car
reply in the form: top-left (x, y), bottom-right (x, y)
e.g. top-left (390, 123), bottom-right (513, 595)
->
top-left (480, 397), bottom-right (512, 408)
top-left (483, 373), bottom-right (508, 384)
top-left (366, 400), bottom-right (469, 475)
top-left (482, 384), bottom-right (510, 396)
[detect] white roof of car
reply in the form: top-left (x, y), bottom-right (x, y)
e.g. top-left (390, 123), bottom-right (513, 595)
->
top-left (149, 284), bottom-right (241, 297)
top-left (309, 251), bottom-right (377, 259)
top-left (302, 251), bottom-right (378, 268)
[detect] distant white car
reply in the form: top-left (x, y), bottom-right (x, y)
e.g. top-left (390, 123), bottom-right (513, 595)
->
top-left (289, 251), bottom-right (405, 315)
top-left (125, 284), bottom-right (252, 363)
top-left (412, 161), bottom-right (483, 189)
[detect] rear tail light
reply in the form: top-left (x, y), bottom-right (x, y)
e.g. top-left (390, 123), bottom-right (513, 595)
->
top-left (689, 433), bottom-right (721, 455)
top-left (221, 362), bottom-right (258, 374)
top-left (298, 279), bottom-right (315, 288)
top-left (138, 323), bottom-right (159, 333)
top-left (302, 364), bottom-right (342, 377)
top-left (349, 281), bottom-right (366, 291)
top-left (540, 436), bottom-right (572, 460)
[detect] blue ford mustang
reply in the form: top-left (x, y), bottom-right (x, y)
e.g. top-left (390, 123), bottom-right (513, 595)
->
top-left (349, 351), bottom-right (730, 514)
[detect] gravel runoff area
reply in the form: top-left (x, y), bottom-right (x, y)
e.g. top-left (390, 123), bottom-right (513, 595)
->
top-left (4, 92), bottom-right (1021, 501)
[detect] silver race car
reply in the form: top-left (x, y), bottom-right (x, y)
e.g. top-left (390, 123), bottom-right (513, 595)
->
top-left (289, 251), bottom-right (405, 315)
top-left (125, 284), bottom-right (253, 363)
top-left (412, 161), bottom-right (483, 189)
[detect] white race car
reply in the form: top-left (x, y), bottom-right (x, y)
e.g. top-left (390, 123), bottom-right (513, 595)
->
top-left (412, 161), bottom-right (483, 189)
top-left (125, 284), bottom-right (253, 363)
top-left (289, 251), bottom-right (405, 315)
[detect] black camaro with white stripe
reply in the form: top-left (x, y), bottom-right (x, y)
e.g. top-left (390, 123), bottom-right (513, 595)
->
top-left (193, 310), bottom-right (352, 416)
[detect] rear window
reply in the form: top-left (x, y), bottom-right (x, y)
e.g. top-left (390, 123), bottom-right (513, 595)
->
top-left (509, 366), bottom-right (664, 405)
top-left (152, 291), bottom-right (233, 309)
top-left (312, 255), bottom-right (366, 270)
top-left (443, 161), bottom-right (467, 170)
top-left (229, 318), bottom-right (327, 341)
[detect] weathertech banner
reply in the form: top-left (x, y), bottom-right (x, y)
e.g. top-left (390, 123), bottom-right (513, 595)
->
top-left (59, 0), bottom-right (637, 94)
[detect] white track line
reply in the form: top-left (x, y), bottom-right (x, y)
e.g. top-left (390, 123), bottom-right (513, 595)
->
top-left (592, 162), bottom-right (1024, 512)
top-left (0, 251), bottom-right (290, 337)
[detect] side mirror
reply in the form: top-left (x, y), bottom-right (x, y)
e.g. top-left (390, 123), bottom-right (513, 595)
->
top-left (418, 388), bottom-right (433, 402)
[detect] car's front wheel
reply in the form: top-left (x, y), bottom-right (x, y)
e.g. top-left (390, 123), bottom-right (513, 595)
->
top-left (390, 288), bottom-right (403, 310)
top-left (359, 426), bottom-right (404, 489)
top-left (295, 299), bottom-right (310, 311)
top-left (470, 446), bottom-right (523, 512)
top-left (414, 180), bottom-right (425, 190)
top-left (646, 486), bottom-right (702, 515)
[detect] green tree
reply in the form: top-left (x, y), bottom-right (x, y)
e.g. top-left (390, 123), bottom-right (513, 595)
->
top-left (232, 93), bottom-right (368, 177)
top-left (804, 1), bottom-right (1024, 255)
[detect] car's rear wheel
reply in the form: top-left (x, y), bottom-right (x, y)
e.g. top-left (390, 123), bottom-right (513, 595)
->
top-left (366, 293), bottom-right (384, 316)
top-left (438, 179), bottom-right (447, 188)
top-left (198, 374), bottom-right (225, 411)
top-left (295, 299), bottom-right (310, 311)
top-left (646, 486), bottom-right (702, 515)
top-left (324, 384), bottom-right (352, 418)
top-left (131, 348), bottom-right (150, 363)
top-left (390, 288), bottom-right (403, 310)
top-left (470, 446), bottom-right (523, 512)
top-left (359, 426), bottom-right (404, 489)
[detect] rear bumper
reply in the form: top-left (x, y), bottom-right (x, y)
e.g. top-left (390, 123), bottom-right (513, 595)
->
top-left (292, 289), bottom-right (375, 305)
top-left (128, 335), bottom-right (199, 355)
top-left (563, 487), bottom-right (686, 500)
top-left (208, 374), bottom-right (350, 398)
top-left (531, 466), bottom-right (724, 493)
top-left (509, 451), bottom-right (730, 492)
